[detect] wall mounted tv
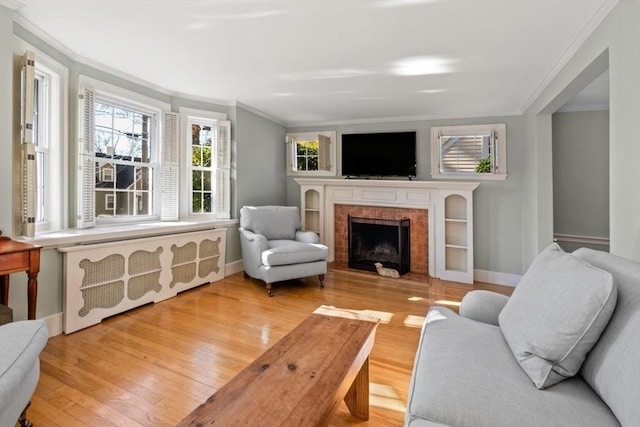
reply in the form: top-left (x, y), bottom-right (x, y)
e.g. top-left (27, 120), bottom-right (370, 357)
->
top-left (341, 131), bottom-right (417, 177)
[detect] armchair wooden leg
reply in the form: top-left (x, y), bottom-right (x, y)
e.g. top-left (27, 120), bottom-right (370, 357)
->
top-left (319, 274), bottom-right (325, 288)
top-left (266, 283), bottom-right (273, 297)
top-left (18, 401), bottom-right (33, 427)
top-left (243, 271), bottom-right (249, 278)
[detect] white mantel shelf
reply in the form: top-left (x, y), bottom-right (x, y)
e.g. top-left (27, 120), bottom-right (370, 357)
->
top-left (294, 178), bottom-right (480, 191)
top-left (294, 178), bottom-right (480, 284)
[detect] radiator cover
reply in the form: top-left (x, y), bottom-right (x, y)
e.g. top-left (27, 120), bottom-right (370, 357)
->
top-left (60, 229), bottom-right (226, 333)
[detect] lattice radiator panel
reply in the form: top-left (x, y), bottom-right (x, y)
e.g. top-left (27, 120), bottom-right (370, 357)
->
top-left (60, 229), bottom-right (226, 333)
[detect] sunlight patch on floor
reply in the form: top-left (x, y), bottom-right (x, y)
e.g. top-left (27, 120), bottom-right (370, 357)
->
top-left (408, 296), bottom-right (424, 301)
top-left (370, 382), bottom-right (406, 412)
top-left (313, 305), bottom-right (393, 324)
top-left (403, 315), bottom-right (426, 328)
top-left (434, 299), bottom-right (461, 307)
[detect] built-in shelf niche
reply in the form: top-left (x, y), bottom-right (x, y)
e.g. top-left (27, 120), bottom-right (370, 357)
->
top-left (302, 188), bottom-right (322, 235)
top-left (441, 193), bottom-right (473, 281)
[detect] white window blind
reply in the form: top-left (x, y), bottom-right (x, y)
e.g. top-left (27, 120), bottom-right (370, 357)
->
top-left (77, 87), bottom-right (96, 228)
top-left (161, 111), bottom-right (179, 220)
top-left (216, 120), bottom-right (231, 219)
top-left (20, 51), bottom-right (37, 237)
top-left (318, 133), bottom-right (331, 171)
top-left (439, 133), bottom-right (493, 173)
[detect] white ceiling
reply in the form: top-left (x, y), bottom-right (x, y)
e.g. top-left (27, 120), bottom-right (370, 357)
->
top-left (8, 0), bottom-right (615, 126)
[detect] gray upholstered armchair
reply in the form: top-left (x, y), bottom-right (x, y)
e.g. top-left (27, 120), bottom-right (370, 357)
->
top-left (239, 206), bottom-right (328, 296)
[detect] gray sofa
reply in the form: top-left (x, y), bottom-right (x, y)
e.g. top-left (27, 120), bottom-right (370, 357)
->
top-left (406, 246), bottom-right (639, 427)
top-left (0, 319), bottom-right (48, 427)
top-left (239, 205), bottom-right (328, 296)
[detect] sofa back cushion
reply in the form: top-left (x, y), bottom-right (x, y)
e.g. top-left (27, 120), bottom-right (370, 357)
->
top-left (240, 206), bottom-right (300, 240)
top-left (499, 243), bottom-right (617, 389)
top-left (573, 248), bottom-right (640, 427)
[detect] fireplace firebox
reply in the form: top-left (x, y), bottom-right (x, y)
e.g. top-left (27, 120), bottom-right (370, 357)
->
top-left (348, 215), bottom-right (410, 275)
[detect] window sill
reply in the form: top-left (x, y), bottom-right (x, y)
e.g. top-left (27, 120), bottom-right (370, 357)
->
top-left (431, 172), bottom-right (509, 181)
top-left (16, 219), bottom-right (239, 250)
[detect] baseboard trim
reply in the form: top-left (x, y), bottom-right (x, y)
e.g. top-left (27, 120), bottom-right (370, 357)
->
top-left (474, 269), bottom-right (521, 287)
top-left (43, 312), bottom-right (64, 337)
top-left (225, 260), bottom-right (244, 276)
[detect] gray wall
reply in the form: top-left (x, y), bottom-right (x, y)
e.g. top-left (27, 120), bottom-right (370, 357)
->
top-left (287, 115), bottom-right (526, 275)
top-left (230, 105), bottom-right (287, 262)
top-left (552, 110), bottom-right (609, 239)
top-left (0, 6), bottom-right (13, 235)
top-left (522, 1), bottom-right (640, 266)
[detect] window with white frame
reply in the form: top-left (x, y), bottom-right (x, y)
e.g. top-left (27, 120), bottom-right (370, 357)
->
top-left (105, 194), bottom-right (115, 210)
top-left (190, 119), bottom-right (214, 213)
top-left (78, 76), bottom-right (170, 227)
top-left (178, 108), bottom-right (231, 219)
top-left (94, 101), bottom-right (154, 218)
top-left (286, 131), bottom-right (336, 176)
top-left (33, 71), bottom-right (49, 223)
top-left (16, 43), bottom-right (67, 237)
top-left (430, 124), bottom-right (507, 180)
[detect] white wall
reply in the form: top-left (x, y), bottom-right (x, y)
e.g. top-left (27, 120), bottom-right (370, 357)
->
top-left (522, 1), bottom-right (640, 265)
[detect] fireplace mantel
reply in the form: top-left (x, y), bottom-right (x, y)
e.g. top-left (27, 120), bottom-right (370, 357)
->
top-left (294, 178), bottom-right (480, 284)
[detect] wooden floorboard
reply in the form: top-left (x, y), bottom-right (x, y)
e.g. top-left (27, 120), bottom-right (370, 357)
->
top-left (29, 266), bottom-right (513, 427)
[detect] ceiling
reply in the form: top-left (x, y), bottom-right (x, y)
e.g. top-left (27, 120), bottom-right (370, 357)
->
top-left (8, 0), bottom-right (615, 126)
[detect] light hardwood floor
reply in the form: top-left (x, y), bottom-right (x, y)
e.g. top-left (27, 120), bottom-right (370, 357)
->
top-left (28, 265), bottom-right (513, 427)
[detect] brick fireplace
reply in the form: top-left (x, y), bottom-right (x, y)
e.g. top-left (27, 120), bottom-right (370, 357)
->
top-left (334, 204), bottom-right (428, 274)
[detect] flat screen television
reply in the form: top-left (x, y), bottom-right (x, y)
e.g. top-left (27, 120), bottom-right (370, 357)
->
top-left (341, 131), bottom-right (417, 177)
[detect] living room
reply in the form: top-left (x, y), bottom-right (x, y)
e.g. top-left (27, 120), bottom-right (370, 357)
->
top-left (0, 1), bottom-right (639, 426)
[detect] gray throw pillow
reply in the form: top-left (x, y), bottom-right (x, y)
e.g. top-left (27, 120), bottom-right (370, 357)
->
top-left (498, 243), bottom-right (617, 389)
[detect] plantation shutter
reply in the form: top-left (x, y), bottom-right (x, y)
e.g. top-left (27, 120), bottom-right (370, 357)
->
top-left (77, 87), bottom-right (96, 228)
top-left (318, 134), bottom-right (331, 171)
top-left (439, 133), bottom-right (490, 173)
top-left (21, 51), bottom-right (36, 237)
top-left (216, 120), bottom-right (231, 218)
top-left (161, 112), bottom-right (179, 220)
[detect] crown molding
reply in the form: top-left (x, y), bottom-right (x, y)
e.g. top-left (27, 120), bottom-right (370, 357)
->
top-left (13, 14), bottom-right (239, 110)
top-left (519, 0), bottom-right (618, 114)
top-left (232, 101), bottom-right (287, 127)
top-left (0, 0), bottom-right (24, 11)
top-left (285, 110), bottom-right (520, 129)
top-left (556, 103), bottom-right (609, 113)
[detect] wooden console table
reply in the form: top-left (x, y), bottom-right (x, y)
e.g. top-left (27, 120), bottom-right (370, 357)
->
top-left (0, 237), bottom-right (41, 320)
top-left (177, 307), bottom-right (379, 426)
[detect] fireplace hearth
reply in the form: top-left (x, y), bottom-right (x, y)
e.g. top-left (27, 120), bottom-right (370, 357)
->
top-left (348, 215), bottom-right (410, 275)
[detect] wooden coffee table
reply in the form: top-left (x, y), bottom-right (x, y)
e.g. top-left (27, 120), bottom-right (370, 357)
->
top-left (177, 307), bottom-right (379, 426)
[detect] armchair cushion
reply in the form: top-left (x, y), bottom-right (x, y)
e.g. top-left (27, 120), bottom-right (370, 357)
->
top-left (240, 206), bottom-right (300, 240)
top-left (262, 240), bottom-right (328, 267)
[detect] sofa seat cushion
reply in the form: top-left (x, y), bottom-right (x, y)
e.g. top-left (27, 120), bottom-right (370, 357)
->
top-left (262, 240), bottom-right (328, 267)
top-left (406, 307), bottom-right (619, 427)
top-left (498, 243), bottom-right (616, 389)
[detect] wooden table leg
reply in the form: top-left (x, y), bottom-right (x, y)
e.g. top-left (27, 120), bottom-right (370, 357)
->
top-left (0, 275), bottom-right (8, 307)
top-left (344, 356), bottom-right (370, 420)
top-left (27, 272), bottom-right (38, 320)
